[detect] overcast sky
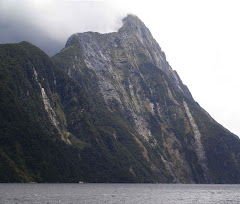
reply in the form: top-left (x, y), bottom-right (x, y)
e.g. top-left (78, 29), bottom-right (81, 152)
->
top-left (1, 0), bottom-right (239, 136)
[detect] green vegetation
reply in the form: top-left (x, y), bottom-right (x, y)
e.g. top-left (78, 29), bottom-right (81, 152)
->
top-left (1, 34), bottom-right (240, 184)
top-left (0, 42), bottom-right (160, 183)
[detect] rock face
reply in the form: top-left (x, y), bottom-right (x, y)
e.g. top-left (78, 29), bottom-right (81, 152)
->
top-left (1, 15), bottom-right (240, 183)
top-left (53, 15), bottom-right (240, 183)
top-left (63, 15), bottom-right (192, 141)
top-left (0, 41), bottom-right (161, 183)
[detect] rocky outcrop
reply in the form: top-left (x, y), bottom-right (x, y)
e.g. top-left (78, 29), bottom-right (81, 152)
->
top-left (65, 15), bottom-right (187, 139)
top-left (52, 14), bottom-right (240, 183)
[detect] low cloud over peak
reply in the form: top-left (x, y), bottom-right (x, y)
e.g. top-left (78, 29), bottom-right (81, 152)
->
top-left (0, 0), bottom-right (126, 56)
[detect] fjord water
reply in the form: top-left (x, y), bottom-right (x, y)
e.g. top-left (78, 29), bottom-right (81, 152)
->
top-left (1, 184), bottom-right (240, 204)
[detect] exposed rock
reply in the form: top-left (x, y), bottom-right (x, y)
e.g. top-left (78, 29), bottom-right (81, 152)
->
top-left (33, 66), bottom-right (70, 144)
top-left (51, 14), bottom-right (240, 183)
top-left (183, 100), bottom-right (211, 182)
top-left (33, 67), bottom-right (59, 128)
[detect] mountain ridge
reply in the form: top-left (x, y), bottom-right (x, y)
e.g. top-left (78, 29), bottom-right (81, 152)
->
top-left (65, 15), bottom-right (193, 101)
top-left (53, 14), bottom-right (240, 183)
top-left (0, 15), bottom-right (240, 183)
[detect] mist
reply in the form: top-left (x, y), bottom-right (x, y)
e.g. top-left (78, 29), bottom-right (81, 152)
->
top-left (0, 0), bottom-right (126, 56)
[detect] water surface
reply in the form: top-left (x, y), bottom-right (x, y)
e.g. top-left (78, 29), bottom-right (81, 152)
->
top-left (1, 183), bottom-right (240, 203)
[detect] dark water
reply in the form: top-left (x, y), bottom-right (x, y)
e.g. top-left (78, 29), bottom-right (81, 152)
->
top-left (1, 183), bottom-right (240, 204)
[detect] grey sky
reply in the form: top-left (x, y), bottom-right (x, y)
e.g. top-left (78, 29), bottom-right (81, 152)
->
top-left (1, 0), bottom-right (239, 136)
top-left (0, 0), bottom-right (123, 56)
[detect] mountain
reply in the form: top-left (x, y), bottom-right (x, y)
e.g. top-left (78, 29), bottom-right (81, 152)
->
top-left (52, 15), bottom-right (240, 183)
top-left (0, 41), bottom-right (160, 183)
top-left (1, 15), bottom-right (240, 183)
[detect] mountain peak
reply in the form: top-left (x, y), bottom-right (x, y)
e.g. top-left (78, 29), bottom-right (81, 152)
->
top-left (118, 14), bottom-right (147, 33)
top-left (2, 12), bottom-right (240, 184)
top-left (65, 14), bottom-right (192, 100)
top-left (122, 14), bottom-right (142, 25)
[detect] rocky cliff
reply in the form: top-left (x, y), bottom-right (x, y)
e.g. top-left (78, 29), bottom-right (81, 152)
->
top-left (52, 15), bottom-right (240, 183)
top-left (0, 41), bottom-right (160, 182)
top-left (1, 15), bottom-right (240, 183)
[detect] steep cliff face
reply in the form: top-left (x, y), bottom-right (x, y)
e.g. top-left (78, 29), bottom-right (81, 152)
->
top-left (53, 15), bottom-right (240, 183)
top-left (59, 15), bottom-right (192, 141)
top-left (0, 41), bottom-right (164, 183)
top-left (1, 15), bottom-right (240, 183)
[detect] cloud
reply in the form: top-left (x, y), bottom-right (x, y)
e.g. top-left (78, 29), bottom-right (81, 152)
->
top-left (0, 0), bottom-right (127, 56)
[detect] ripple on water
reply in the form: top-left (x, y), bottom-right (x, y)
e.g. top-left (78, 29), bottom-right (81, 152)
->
top-left (1, 184), bottom-right (240, 204)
